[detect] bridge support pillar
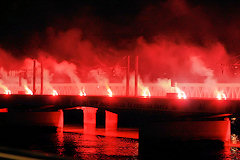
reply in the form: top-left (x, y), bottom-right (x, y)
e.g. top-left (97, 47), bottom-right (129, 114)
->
top-left (81, 107), bottom-right (98, 134)
top-left (139, 119), bottom-right (231, 159)
top-left (0, 108), bottom-right (8, 112)
top-left (105, 111), bottom-right (118, 131)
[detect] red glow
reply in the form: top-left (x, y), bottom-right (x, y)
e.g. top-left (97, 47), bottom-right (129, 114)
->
top-left (0, 56), bottom-right (240, 99)
top-left (4, 89), bottom-right (11, 95)
top-left (217, 91), bottom-right (227, 100)
top-left (105, 111), bottom-right (118, 131)
top-left (52, 89), bottom-right (58, 96)
top-left (0, 108), bottom-right (8, 112)
top-left (141, 87), bottom-right (151, 98)
top-left (176, 87), bottom-right (187, 99)
top-left (107, 88), bottom-right (113, 97)
top-left (79, 89), bottom-right (86, 96)
top-left (24, 86), bottom-right (33, 95)
top-left (81, 107), bottom-right (98, 134)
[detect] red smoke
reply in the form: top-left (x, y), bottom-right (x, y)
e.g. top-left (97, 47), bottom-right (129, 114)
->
top-left (0, 0), bottom-right (238, 89)
top-left (136, 38), bottom-right (230, 82)
top-left (0, 28), bottom-right (234, 85)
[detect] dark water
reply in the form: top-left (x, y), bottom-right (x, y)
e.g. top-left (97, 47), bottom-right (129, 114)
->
top-left (1, 127), bottom-right (240, 159)
top-left (56, 131), bottom-right (138, 159)
top-left (0, 127), bottom-right (139, 159)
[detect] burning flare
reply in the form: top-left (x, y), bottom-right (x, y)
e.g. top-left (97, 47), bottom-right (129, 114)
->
top-left (142, 87), bottom-right (151, 98)
top-left (216, 91), bottom-right (226, 100)
top-left (52, 90), bottom-right (58, 96)
top-left (24, 86), bottom-right (33, 95)
top-left (4, 89), bottom-right (11, 95)
top-left (0, 82), bottom-right (11, 95)
top-left (176, 87), bottom-right (187, 99)
top-left (107, 88), bottom-right (113, 97)
top-left (79, 89), bottom-right (86, 96)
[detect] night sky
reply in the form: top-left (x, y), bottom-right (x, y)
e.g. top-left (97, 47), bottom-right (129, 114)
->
top-left (0, 0), bottom-right (240, 57)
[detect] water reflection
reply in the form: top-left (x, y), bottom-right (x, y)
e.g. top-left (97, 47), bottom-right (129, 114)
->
top-left (55, 132), bottom-right (240, 160)
top-left (54, 128), bottom-right (138, 159)
top-left (63, 133), bottom-right (138, 159)
top-left (56, 128), bottom-right (64, 156)
top-left (209, 134), bottom-right (240, 160)
top-left (4, 128), bottom-right (240, 159)
top-left (0, 127), bottom-right (138, 159)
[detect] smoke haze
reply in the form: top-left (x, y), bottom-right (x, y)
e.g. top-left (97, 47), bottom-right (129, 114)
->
top-left (0, 0), bottom-right (239, 84)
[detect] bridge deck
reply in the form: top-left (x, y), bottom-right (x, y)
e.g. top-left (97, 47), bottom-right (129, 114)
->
top-left (0, 95), bottom-right (239, 114)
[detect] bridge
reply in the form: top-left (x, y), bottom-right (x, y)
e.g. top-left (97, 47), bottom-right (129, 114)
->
top-left (0, 94), bottom-right (237, 159)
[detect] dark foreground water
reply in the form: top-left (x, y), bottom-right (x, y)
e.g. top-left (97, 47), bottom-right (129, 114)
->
top-left (55, 131), bottom-right (139, 159)
top-left (0, 127), bottom-right (139, 159)
top-left (1, 127), bottom-right (240, 159)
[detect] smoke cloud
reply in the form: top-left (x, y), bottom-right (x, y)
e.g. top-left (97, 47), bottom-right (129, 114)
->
top-left (0, 0), bottom-right (238, 88)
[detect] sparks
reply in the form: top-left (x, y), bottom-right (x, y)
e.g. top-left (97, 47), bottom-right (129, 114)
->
top-left (176, 87), bottom-right (187, 99)
top-left (142, 87), bottom-right (151, 98)
top-left (52, 90), bottom-right (58, 96)
top-left (24, 86), bottom-right (33, 95)
top-left (107, 88), bottom-right (113, 97)
top-left (216, 91), bottom-right (227, 100)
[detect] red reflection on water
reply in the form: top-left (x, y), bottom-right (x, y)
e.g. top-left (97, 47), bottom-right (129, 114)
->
top-left (61, 127), bottom-right (138, 158)
top-left (64, 126), bottom-right (139, 139)
top-left (79, 134), bottom-right (98, 154)
top-left (56, 128), bottom-right (64, 155)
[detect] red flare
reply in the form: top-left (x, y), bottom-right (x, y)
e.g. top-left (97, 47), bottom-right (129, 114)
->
top-left (52, 90), bottom-right (58, 96)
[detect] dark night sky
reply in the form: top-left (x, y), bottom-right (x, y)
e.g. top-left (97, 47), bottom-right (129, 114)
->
top-left (0, 0), bottom-right (240, 57)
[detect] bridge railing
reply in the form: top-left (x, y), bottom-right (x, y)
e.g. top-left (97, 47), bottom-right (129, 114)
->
top-left (178, 83), bottom-right (240, 99)
top-left (3, 83), bottom-right (240, 99)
